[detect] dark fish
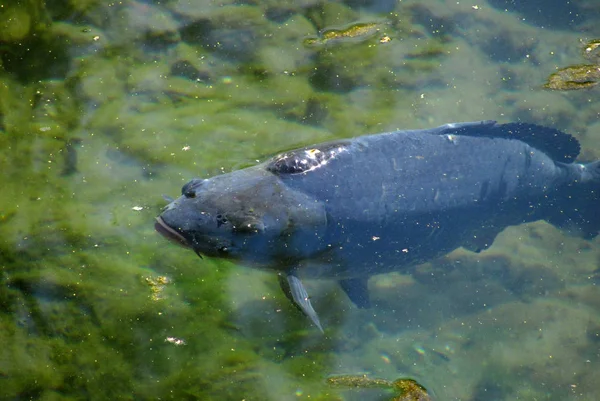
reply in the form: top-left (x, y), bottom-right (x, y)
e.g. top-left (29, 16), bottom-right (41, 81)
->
top-left (155, 121), bottom-right (600, 331)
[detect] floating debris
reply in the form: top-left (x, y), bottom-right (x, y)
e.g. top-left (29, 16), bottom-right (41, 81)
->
top-left (165, 336), bottom-right (186, 346)
top-left (145, 275), bottom-right (171, 301)
top-left (304, 21), bottom-right (389, 47)
top-left (544, 64), bottom-right (600, 90)
top-left (327, 375), bottom-right (432, 401)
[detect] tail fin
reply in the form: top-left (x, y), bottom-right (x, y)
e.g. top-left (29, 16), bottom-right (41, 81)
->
top-left (547, 161), bottom-right (600, 239)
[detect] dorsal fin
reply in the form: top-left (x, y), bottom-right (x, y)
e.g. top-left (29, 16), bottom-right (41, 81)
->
top-left (437, 121), bottom-right (580, 163)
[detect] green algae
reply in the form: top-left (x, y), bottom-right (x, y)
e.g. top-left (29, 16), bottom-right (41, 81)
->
top-left (1, 82), bottom-right (254, 401)
top-left (0, 224), bottom-right (290, 399)
top-left (0, 5), bottom-right (33, 42)
top-left (304, 1), bottom-right (359, 32)
top-left (49, 22), bottom-right (104, 46)
top-left (0, 0), bottom-right (50, 43)
top-left (0, 1), bottom-right (451, 400)
top-left (0, 76), bottom-right (36, 136)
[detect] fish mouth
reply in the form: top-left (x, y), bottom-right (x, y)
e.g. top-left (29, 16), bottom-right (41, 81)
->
top-left (155, 216), bottom-right (190, 248)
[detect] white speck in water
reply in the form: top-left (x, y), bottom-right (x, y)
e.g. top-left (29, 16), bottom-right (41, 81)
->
top-left (165, 337), bottom-right (186, 346)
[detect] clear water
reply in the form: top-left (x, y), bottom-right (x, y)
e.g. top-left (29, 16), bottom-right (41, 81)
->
top-left (1, 1), bottom-right (599, 400)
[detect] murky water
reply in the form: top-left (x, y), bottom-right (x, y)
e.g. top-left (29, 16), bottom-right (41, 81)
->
top-left (1, 1), bottom-right (599, 400)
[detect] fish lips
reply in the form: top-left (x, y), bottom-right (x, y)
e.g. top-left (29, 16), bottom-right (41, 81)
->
top-left (155, 216), bottom-right (192, 248)
top-left (154, 216), bottom-right (219, 259)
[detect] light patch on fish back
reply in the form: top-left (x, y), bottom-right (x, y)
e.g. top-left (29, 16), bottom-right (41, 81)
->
top-left (267, 141), bottom-right (351, 175)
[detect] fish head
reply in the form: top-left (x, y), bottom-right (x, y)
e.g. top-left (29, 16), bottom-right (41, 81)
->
top-left (155, 167), bottom-right (327, 265)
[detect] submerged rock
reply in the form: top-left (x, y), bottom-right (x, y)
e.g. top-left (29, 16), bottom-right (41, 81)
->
top-left (303, 21), bottom-right (389, 47)
top-left (544, 64), bottom-right (600, 90)
top-left (544, 38), bottom-right (600, 90)
top-left (583, 39), bottom-right (600, 64)
top-left (327, 375), bottom-right (432, 401)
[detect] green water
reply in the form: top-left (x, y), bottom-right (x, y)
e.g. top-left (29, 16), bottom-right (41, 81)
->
top-left (1, 1), bottom-right (600, 400)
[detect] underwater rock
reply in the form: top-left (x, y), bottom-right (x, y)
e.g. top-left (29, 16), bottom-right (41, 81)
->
top-left (583, 39), bottom-right (600, 64)
top-left (327, 375), bottom-right (432, 401)
top-left (391, 378), bottom-right (432, 401)
top-left (544, 38), bottom-right (600, 90)
top-left (303, 21), bottom-right (389, 47)
top-left (544, 64), bottom-right (600, 90)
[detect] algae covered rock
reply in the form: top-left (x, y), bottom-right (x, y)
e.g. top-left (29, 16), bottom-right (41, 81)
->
top-left (544, 38), bottom-right (600, 90)
top-left (583, 39), bottom-right (600, 64)
top-left (327, 374), bottom-right (432, 401)
top-left (303, 20), bottom-right (390, 47)
top-left (544, 64), bottom-right (600, 90)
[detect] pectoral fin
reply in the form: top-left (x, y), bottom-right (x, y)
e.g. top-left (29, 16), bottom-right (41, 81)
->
top-left (278, 272), bottom-right (323, 332)
top-left (339, 278), bottom-right (371, 308)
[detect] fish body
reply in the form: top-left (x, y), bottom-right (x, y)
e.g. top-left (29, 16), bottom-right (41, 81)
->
top-left (155, 121), bottom-right (600, 330)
